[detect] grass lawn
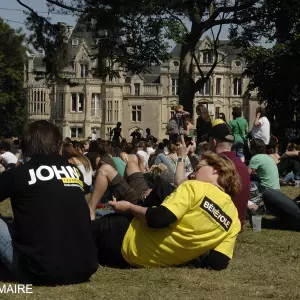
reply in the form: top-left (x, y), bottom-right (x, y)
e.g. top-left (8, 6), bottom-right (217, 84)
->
top-left (1, 187), bottom-right (300, 300)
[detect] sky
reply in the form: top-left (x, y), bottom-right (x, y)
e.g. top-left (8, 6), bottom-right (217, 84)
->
top-left (0, 0), bottom-right (230, 39)
top-left (0, 0), bottom-right (271, 49)
top-left (0, 0), bottom-right (76, 35)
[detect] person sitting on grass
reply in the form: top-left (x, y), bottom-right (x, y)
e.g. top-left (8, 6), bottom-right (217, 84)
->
top-left (207, 123), bottom-right (250, 231)
top-left (0, 140), bottom-right (18, 171)
top-left (91, 152), bottom-right (241, 270)
top-left (0, 120), bottom-right (98, 285)
top-left (248, 138), bottom-right (280, 192)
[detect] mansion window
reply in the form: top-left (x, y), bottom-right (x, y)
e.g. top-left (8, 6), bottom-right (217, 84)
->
top-left (233, 78), bottom-right (242, 95)
top-left (171, 78), bottom-right (179, 95)
top-left (170, 106), bottom-right (175, 118)
top-left (215, 107), bottom-right (220, 118)
top-left (134, 83), bottom-right (141, 96)
top-left (28, 89), bottom-right (47, 115)
top-left (216, 78), bottom-right (221, 95)
top-left (107, 100), bottom-right (113, 122)
top-left (202, 51), bottom-right (212, 64)
top-left (72, 39), bottom-right (79, 46)
top-left (80, 64), bottom-right (89, 78)
top-left (71, 93), bottom-right (84, 112)
top-left (132, 105), bottom-right (142, 122)
top-left (114, 101), bottom-right (119, 121)
top-left (91, 93), bottom-right (101, 117)
top-left (106, 127), bottom-right (112, 139)
top-left (70, 127), bottom-right (83, 138)
top-left (200, 78), bottom-right (211, 96)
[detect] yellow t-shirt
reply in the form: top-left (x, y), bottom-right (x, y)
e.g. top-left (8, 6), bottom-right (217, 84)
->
top-left (121, 180), bottom-right (241, 268)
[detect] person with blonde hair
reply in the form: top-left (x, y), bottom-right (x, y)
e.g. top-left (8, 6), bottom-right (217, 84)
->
top-left (63, 143), bottom-right (93, 192)
top-left (92, 151), bottom-right (241, 270)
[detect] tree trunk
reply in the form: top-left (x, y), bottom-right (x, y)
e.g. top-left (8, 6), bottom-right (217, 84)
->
top-left (178, 35), bottom-right (199, 117)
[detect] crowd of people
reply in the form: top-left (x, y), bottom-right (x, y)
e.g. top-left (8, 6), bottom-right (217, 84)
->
top-left (0, 104), bottom-right (300, 285)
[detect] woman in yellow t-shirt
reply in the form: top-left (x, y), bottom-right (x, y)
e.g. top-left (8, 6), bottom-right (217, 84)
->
top-left (92, 152), bottom-right (241, 270)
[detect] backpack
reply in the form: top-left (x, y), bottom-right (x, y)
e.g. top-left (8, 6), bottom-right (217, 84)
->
top-left (166, 118), bottom-right (179, 135)
top-left (250, 182), bottom-right (261, 204)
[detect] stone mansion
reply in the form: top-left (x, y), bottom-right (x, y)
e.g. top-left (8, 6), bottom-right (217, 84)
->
top-left (24, 22), bottom-right (260, 140)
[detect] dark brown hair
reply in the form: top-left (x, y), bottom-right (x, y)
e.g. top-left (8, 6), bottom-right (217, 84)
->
top-left (232, 107), bottom-right (242, 119)
top-left (256, 107), bottom-right (266, 117)
top-left (21, 120), bottom-right (62, 157)
top-left (250, 138), bottom-right (266, 155)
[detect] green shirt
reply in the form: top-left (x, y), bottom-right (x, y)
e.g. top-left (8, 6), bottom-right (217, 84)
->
top-left (248, 154), bottom-right (280, 190)
top-left (229, 118), bottom-right (248, 143)
top-left (112, 157), bottom-right (126, 177)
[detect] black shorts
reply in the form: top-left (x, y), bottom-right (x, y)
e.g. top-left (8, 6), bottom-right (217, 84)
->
top-left (92, 214), bottom-right (132, 268)
top-left (110, 172), bottom-right (149, 204)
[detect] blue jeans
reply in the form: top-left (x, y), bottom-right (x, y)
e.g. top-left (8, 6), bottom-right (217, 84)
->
top-left (232, 141), bottom-right (244, 158)
top-left (262, 189), bottom-right (300, 229)
top-left (0, 218), bottom-right (29, 282)
top-left (154, 154), bottom-right (175, 184)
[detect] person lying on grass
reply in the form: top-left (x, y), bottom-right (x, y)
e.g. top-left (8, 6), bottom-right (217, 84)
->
top-left (92, 152), bottom-right (241, 270)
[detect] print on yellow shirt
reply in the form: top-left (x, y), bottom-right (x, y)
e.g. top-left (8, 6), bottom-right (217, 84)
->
top-left (121, 181), bottom-right (241, 268)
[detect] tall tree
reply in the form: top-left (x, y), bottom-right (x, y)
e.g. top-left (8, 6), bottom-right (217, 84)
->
top-left (17, 0), bottom-right (262, 114)
top-left (239, 0), bottom-right (300, 133)
top-left (0, 18), bottom-right (27, 137)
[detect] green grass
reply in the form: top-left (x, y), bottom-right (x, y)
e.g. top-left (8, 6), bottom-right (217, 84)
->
top-left (1, 187), bottom-right (300, 300)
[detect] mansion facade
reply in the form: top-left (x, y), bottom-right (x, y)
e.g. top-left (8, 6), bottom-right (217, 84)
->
top-left (24, 22), bottom-right (260, 140)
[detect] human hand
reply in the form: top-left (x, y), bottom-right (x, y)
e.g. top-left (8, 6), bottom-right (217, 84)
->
top-left (248, 203), bottom-right (259, 213)
top-left (90, 209), bottom-right (96, 221)
top-left (177, 144), bottom-right (188, 158)
top-left (108, 200), bottom-right (132, 214)
top-left (189, 139), bottom-right (197, 154)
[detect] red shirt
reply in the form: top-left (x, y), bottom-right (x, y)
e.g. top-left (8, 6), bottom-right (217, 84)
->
top-left (220, 151), bottom-right (250, 231)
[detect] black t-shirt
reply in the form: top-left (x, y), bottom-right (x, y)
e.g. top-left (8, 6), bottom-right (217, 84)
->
top-left (112, 127), bottom-right (122, 139)
top-left (196, 118), bottom-right (212, 142)
top-left (0, 155), bottom-right (98, 284)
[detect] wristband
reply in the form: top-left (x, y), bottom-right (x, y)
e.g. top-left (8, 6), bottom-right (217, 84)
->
top-left (177, 157), bottom-right (184, 163)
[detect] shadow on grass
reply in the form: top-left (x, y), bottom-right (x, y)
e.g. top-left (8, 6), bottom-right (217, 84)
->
top-left (262, 216), bottom-right (300, 232)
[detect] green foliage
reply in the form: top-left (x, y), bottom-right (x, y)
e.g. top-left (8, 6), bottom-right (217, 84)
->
top-left (241, 0), bottom-right (300, 128)
top-left (19, 0), bottom-right (263, 114)
top-left (0, 18), bottom-right (27, 137)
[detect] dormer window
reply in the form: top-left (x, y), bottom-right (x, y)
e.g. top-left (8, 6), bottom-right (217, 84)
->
top-left (72, 39), bottom-right (79, 46)
top-left (203, 51), bottom-right (212, 64)
top-left (80, 64), bottom-right (89, 78)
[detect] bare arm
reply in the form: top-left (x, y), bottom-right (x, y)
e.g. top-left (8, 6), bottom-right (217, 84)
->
top-left (254, 113), bottom-right (261, 126)
top-left (174, 144), bottom-right (188, 186)
top-left (248, 168), bottom-right (256, 175)
top-left (109, 201), bottom-right (147, 221)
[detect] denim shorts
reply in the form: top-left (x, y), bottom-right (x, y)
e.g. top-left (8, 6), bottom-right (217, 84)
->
top-left (232, 141), bottom-right (244, 158)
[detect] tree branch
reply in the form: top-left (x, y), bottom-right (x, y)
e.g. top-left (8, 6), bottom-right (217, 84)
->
top-left (45, 0), bottom-right (83, 13)
top-left (208, 0), bottom-right (259, 22)
top-left (193, 53), bottom-right (205, 79)
top-left (202, 0), bottom-right (259, 29)
top-left (16, 0), bottom-right (52, 26)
